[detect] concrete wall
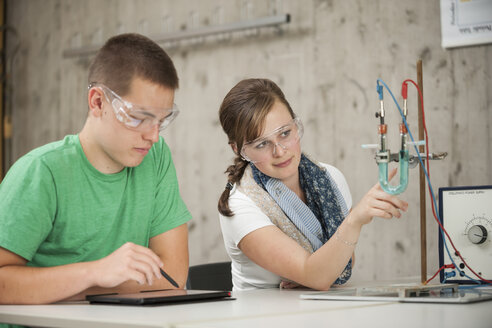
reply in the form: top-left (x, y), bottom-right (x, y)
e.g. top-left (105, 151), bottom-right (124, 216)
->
top-left (5, 0), bottom-right (492, 283)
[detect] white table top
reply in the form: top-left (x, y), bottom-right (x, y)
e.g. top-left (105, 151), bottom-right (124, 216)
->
top-left (0, 288), bottom-right (491, 328)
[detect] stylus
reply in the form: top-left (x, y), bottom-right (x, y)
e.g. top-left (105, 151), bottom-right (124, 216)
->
top-left (160, 268), bottom-right (179, 288)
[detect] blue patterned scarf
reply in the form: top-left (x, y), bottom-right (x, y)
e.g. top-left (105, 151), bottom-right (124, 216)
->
top-left (251, 154), bottom-right (352, 284)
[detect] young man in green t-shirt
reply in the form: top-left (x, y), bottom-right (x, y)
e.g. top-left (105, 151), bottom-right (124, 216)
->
top-left (0, 33), bottom-right (192, 304)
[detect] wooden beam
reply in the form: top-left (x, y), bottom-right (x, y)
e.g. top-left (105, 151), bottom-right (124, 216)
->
top-left (417, 60), bottom-right (427, 283)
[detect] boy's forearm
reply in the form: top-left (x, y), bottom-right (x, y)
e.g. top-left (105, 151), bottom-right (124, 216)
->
top-left (0, 262), bottom-right (96, 304)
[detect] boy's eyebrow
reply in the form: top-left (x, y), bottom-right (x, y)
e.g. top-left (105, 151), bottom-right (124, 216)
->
top-left (131, 108), bottom-right (172, 121)
top-left (135, 110), bottom-right (157, 118)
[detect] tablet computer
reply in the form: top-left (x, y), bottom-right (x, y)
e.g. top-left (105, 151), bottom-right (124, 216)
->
top-left (300, 287), bottom-right (492, 304)
top-left (86, 289), bottom-right (233, 305)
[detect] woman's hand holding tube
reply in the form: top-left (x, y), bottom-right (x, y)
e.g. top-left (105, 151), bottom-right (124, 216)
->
top-left (346, 168), bottom-right (409, 228)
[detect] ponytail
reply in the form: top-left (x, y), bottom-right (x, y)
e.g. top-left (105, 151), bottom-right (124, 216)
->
top-left (218, 156), bottom-right (248, 217)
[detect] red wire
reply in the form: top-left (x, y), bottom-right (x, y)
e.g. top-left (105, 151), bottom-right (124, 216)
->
top-left (402, 79), bottom-right (492, 285)
top-left (426, 266), bottom-right (444, 285)
top-left (425, 264), bottom-right (455, 285)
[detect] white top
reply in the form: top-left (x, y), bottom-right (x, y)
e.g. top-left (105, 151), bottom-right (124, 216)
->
top-left (219, 163), bottom-right (353, 291)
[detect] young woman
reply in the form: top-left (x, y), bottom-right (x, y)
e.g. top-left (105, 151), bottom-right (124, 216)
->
top-left (218, 78), bottom-right (408, 291)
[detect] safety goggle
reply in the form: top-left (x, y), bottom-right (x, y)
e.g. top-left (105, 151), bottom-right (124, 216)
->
top-left (88, 83), bottom-right (179, 132)
top-left (240, 117), bottom-right (303, 163)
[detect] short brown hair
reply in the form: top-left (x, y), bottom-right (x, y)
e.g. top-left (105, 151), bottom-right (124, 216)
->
top-left (88, 33), bottom-right (178, 95)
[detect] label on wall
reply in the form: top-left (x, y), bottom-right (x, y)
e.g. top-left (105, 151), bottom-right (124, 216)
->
top-left (440, 0), bottom-right (492, 48)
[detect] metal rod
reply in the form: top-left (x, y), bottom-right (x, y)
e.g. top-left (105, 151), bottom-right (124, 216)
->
top-left (417, 59), bottom-right (427, 284)
top-left (63, 14), bottom-right (291, 58)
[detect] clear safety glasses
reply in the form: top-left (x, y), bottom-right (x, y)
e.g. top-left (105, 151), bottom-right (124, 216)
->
top-left (88, 83), bottom-right (179, 132)
top-left (240, 117), bottom-right (303, 163)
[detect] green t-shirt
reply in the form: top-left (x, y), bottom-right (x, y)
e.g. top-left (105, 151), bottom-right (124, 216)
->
top-left (0, 134), bottom-right (191, 267)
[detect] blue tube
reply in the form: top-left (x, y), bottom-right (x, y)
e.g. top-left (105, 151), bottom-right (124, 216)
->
top-left (378, 149), bottom-right (409, 195)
